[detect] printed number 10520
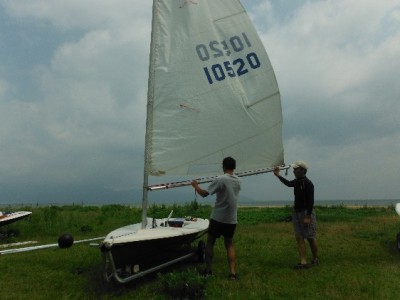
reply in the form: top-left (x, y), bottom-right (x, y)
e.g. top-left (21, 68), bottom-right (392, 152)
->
top-left (203, 52), bottom-right (261, 84)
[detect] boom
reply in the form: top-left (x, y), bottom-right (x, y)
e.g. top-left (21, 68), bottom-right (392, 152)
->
top-left (147, 165), bottom-right (290, 191)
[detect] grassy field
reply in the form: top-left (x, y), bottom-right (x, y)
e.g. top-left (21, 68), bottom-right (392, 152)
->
top-left (1, 203), bottom-right (400, 299)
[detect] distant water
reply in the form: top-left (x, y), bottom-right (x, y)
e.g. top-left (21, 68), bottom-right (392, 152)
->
top-left (240, 199), bottom-right (400, 207)
top-left (1, 199), bottom-right (399, 208)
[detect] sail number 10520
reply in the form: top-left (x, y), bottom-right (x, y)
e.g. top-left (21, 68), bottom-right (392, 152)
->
top-left (195, 32), bottom-right (261, 84)
top-left (203, 53), bottom-right (260, 84)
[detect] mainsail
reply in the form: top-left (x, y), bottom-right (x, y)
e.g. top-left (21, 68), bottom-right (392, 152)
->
top-left (146, 0), bottom-right (283, 178)
top-left (142, 0), bottom-right (284, 223)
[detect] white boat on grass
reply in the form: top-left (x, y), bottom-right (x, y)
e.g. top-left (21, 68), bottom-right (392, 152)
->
top-left (101, 216), bottom-right (208, 283)
top-left (100, 0), bottom-right (287, 283)
top-left (0, 211), bottom-right (32, 227)
top-left (395, 203), bottom-right (400, 252)
top-left (395, 203), bottom-right (400, 216)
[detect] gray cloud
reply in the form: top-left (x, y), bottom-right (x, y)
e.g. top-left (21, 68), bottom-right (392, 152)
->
top-left (0, 0), bottom-right (399, 205)
top-left (248, 0), bottom-right (400, 201)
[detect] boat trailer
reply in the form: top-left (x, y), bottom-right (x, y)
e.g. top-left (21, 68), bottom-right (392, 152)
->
top-left (101, 240), bottom-right (205, 284)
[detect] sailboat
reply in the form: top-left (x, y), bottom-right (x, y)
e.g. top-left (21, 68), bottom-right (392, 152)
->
top-left (0, 211), bottom-right (32, 227)
top-left (100, 0), bottom-right (287, 283)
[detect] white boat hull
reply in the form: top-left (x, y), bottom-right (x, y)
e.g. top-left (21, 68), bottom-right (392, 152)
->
top-left (395, 203), bottom-right (400, 216)
top-left (100, 217), bottom-right (208, 282)
top-left (0, 211), bottom-right (32, 227)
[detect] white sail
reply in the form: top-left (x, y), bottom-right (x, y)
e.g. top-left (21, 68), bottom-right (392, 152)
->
top-left (146, 0), bottom-right (284, 177)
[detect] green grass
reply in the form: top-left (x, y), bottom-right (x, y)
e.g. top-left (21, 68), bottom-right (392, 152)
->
top-left (1, 204), bottom-right (400, 299)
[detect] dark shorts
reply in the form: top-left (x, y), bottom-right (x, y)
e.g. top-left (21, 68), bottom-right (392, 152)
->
top-left (292, 210), bottom-right (317, 239)
top-left (208, 219), bottom-right (236, 239)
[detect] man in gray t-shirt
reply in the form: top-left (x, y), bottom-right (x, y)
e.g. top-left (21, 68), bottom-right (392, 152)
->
top-left (208, 173), bottom-right (240, 224)
top-left (191, 157), bottom-right (241, 280)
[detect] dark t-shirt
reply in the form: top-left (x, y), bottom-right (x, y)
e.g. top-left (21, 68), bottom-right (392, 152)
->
top-left (278, 175), bottom-right (314, 215)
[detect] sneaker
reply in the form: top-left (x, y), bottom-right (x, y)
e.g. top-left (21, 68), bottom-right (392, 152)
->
top-left (229, 273), bottom-right (238, 280)
top-left (200, 269), bottom-right (212, 277)
top-left (311, 259), bottom-right (319, 266)
top-left (293, 263), bottom-right (310, 270)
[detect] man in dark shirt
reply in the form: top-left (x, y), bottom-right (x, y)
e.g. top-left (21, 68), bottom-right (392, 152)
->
top-left (274, 161), bottom-right (318, 269)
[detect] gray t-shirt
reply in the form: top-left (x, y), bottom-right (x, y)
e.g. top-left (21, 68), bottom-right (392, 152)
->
top-left (207, 174), bottom-right (241, 224)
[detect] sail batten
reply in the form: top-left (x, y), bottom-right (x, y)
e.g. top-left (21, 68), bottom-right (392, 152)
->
top-left (246, 91), bottom-right (281, 108)
top-left (213, 10), bottom-right (246, 22)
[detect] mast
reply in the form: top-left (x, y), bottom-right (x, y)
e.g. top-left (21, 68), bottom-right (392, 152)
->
top-left (141, 0), bottom-right (158, 229)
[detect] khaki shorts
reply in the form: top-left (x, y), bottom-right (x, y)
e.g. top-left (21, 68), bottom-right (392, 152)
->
top-left (292, 210), bottom-right (316, 239)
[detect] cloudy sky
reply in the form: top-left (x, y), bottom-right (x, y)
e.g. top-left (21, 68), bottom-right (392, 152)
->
top-left (0, 0), bottom-right (399, 205)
